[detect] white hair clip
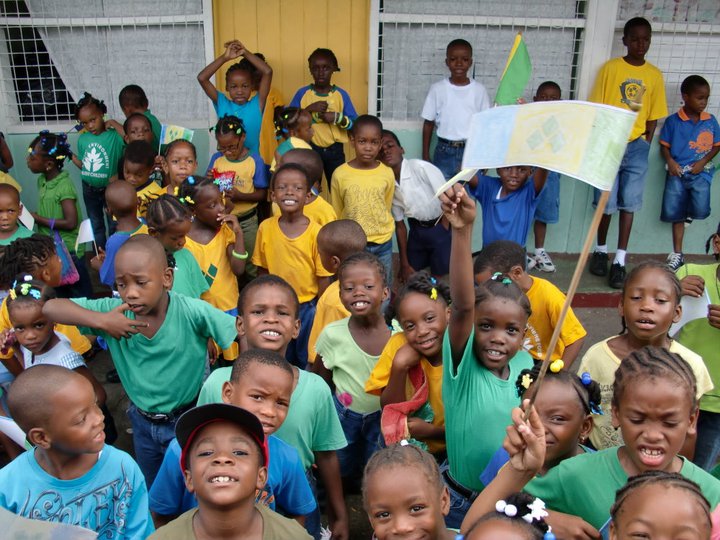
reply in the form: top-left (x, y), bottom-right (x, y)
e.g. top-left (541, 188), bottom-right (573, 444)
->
top-left (399, 439), bottom-right (410, 446)
top-left (524, 497), bottom-right (549, 523)
top-left (495, 500), bottom-right (517, 517)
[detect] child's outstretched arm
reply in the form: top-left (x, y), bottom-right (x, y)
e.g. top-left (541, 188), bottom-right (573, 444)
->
top-left (237, 42), bottom-right (273, 112)
top-left (197, 40), bottom-right (244, 104)
top-left (532, 167), bottom-right (549, 195)
top-left (43, 299), bottom-right (148, 340)
top-left (439, 183), bottom-right (476, 369)
top-left (460, 401), bottom-right (545, 534)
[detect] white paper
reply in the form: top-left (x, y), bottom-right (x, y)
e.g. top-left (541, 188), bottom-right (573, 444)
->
top-left (0, 506), bottom-right (97, 539)
top-left (669, 289), bottom-right (711, 337)
top-left (433, 168), bottom-right (479, 198)
top-left (0, 415), bottom-right (26, 448)
top-left (18, 205), bottom-right (34, 231)
top-left (75, 218), bottom-right (95, 251)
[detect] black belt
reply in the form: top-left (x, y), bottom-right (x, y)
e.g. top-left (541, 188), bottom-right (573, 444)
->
top-left (437, 137), bottom-right (466, 148)
top-left (442, 469), bottom-right (475, 499)
top-left (136, 399), bottom-right (196, 423)
top-left (236, 208), bottom-right (257, 222)
top-left (408, 216), bottom-right (442, 228)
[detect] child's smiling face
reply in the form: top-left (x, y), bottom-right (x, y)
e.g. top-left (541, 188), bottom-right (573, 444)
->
top-left (497, 166), bottom-right (532, 194)
top-left (271, 168), bottom-right (309, 215)
top-left (339, 262), bottom-right (388, 318)
top-left (396, 291), bottom-right (449, 362)
top-left (237, 284), bottom-right (300, 355)
top-left (472, 297), bottom-right (527, 379)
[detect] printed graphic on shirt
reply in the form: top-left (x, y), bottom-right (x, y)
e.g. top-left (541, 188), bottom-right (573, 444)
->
top-left (82, 143), bottom-right (110, 179)
top-left (204, 263), bottom-right (218, 287)
top-left (20, 469), bottom-right (134, 536)
top-left (689, 131), bottom-right (714, 155)
top-left (619, 79), bottom-right (645, 111)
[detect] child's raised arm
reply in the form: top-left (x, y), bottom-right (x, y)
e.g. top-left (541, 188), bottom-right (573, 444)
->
top-left (43, 298), bottom-right (148, 340)
top-left (237, 43), bottom-right (273, 112)
top-left (532, 167), bottom-right (549, 195)
top-left (218, 213), bottom-right (247, 276)
top-left (439, 184), bottom-right (476, 368)
top-left (197, 40), bottom-right (245, 104)
top-left (460, 402), bottom-right (545, 534)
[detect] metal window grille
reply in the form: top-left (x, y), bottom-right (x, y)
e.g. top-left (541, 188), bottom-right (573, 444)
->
top-left (370, 0), bottom-right (588, 124)
top-left (0, 0), bottom-right (214, 130)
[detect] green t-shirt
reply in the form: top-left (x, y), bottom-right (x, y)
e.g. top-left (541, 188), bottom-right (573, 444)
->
top-left (315, 318), bottom-right (383, 414)
top-left (0, 225), bottom-right (33, 246)
top-left (172, 248), bottom-right (209, 299)
top-left (526, 446), bottom-right (720, 530)
top-left (677, 263), bottom-right (720, 412)
top-left (198, 367), bottom-right (348, 470)
top-left (442, 330), bottom-right (533, 492)
top-left (73, 291), bottom-right (236, 412)
top-left (77, 129), bottom-right (125, 187)
top-left (36, 171), bottom-right (85, 256)
top-left (144, 110), bottom-right (162, 151)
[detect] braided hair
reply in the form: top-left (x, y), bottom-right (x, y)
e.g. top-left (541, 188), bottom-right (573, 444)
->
top-left (620, 261), bottom-right (681, 334)
top-left (273, 106), bottom-right (311, 139)
top-left (463, 492), bottom-right (552, 540)
top-left (475, 273), bottom-right (532, 317)
top-left (212, 115), bottom-right (245, 138)
top-left (74, 92), bottom-right (107, 120)
top-left (516, 364), bottom-right (602, 416)
top-left (176, 176), bottom-right (218, 209)
top-left (386, 270), bottom-right (451, 325)
top-left (612, 346), bottom-right (697, 410)
top-left (338, 251), bottom-right (387, 289)
top-left (0, 234), bottom-right (56, 289)
top-left (6, 276), bottom-right (56, 316)
top-left (28, 131), bottom-right (73, 171)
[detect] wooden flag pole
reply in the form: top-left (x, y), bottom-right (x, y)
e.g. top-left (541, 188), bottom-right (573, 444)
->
top-left (524, 189), bottom-right (611, 419)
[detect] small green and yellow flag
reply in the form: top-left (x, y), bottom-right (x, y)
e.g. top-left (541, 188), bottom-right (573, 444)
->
top-left (495, 33), bottom-right (532, 105)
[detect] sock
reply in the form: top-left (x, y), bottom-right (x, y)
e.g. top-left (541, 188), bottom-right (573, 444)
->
top-left (595, 244), bottom-right (608, 254)
top-left (614, 249), bottom-right (627, 266)
top-left (535, 247), bottom-right (545, 256)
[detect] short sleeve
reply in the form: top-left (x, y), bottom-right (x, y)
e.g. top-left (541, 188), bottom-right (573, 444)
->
top-left (70, 297), bottom-right (123, 337)
top-left (309, 380), bottom-right (347, 451)
top-left (588, 63), bottom-right (608, 104)
top-left (365, 333), bottom-right (404, 395)
top-left (197, 367), bottom-right (231, 405)
top-left (646, 69), bottom-right (668, 122)
top-left (421, 83), bottom-right (439, 122)
top-left (712, 116), bottom-right (720, 145)
top-left (56, 177), bottom-right (78, 202)
top-left (315, 324), bottom-right (339, 369)
top-left (124, 457), bottom-right (156, 538)
top-left (250, 221), bottom-right (268, 269)
top-left (252, 154), bottom-right (269, 188)
top-left (337, 87), bottom-right (358, 120)
top-left (273, 443), bottom-right (317, 516)
top-left (193, 299), bottom-right (237, 350)
top-left (289, 87), bottom-right (306, 108)
top-left (149, 440), bottom-right (189, 515)
top-left (659, 115), bottom-right (674, 146)
top-left (313, 239), bottom-right (333, 278)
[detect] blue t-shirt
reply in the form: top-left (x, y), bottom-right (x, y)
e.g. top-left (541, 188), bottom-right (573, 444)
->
top-left (149, 436), bottom-right (316, 517)
top-left (99, 224), bottom-right (146, 287)
top-left (214, 93), bottom-right (263, 156)
top-left (659, 109), bottom-right (720, 183)
top-left (0, 445), bottom-right (154, 539)
top-left (473, 174), bottom-right (541, 247)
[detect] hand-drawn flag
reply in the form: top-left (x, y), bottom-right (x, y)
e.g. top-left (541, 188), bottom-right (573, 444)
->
top-left (461, 101), bottom-right (636, 191)
top-left (495, 33), bottom-right (532, 106)
top-left (159, 124), bottom-right (194, 146)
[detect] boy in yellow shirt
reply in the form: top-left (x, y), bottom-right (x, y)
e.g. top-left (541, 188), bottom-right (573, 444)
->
top-left (121, 140), bottom-right (163, 219)
top-left (307, 219), bottom-right (367, 363)
top-left (252, 163), bottom-right (332, 369)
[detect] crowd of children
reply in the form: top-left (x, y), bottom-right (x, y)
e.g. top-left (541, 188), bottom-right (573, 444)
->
top-left (0, 14), bottom-right (718, 540)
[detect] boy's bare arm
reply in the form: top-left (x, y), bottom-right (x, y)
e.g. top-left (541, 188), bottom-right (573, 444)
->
top-left (316, 450), bottom-right (349, 540)
top-left (532, 167), bottom-right (549, 195)
top-left (422, 120), bottom-right (435, 162)
top-left (43, 299), bottom-right (147, 339)
top-left (661, 145), bottom-right (683, 177)
top-left (644, 119), bottom-right (657, 142)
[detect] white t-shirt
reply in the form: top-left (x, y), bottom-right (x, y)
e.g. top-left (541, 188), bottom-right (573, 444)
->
top-left (391, 158), bottom-right (446, 221)
top-left (21, 332), bottom-right (86, 371)
top-left (421, 78), bottom-right (490, 140)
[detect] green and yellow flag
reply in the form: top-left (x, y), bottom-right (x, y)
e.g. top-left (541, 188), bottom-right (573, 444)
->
top-left (495, 33), bottom-right (532, 105)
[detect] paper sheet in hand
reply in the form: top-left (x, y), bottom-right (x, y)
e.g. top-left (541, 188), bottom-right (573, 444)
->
top-left (433, 168), bottom-right (479, 198)
top-left (18, 205), bottom-right (35, 231)
top-left (0, 415), bottom-right (25, 448)
top-left (461, 101), bottom-right (636, 191)
top-left (669, 289), bottom-right (711, 337)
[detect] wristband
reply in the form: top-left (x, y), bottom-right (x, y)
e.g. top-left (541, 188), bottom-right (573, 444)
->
top-left (49, 218), bottom-right (56, 230)
top-left (231, 249), bottom-right (249, 260)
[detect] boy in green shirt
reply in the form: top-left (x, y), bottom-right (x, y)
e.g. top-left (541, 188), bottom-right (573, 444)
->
top-left (0, 184), bottom-right (32, 247)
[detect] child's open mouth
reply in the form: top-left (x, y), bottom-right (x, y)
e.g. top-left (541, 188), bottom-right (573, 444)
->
top-left (209, 475), bottom-right (239, 484)
top-left (638, 446), bottom-right (666, 467)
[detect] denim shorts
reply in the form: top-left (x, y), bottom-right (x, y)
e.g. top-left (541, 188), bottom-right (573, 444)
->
top-left (660, 173), bottom-right (711, 222)
top-left (439, 460), bottom-right (478, 530)
top-left (433, 139), bottom-right (465, 180)
top-left (333, 394), bottom-right (381, 480)
top-left (593, 137), bottom-right (650, 214)
top-left (534, 171), bottom-right (560, 224)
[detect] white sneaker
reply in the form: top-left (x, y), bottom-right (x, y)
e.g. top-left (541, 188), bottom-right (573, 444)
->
top-left (526, 255), bottom-right (537, 270)
top-left (534, 249), bottom-right (556, 273)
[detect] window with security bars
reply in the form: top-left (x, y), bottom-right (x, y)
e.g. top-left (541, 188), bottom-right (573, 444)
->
top-left (616, 0), bottom-right (720, 118)
top-left (0, 0), bottom-right (213, 128)
top-left (371, 0), bottom-right (587, 123)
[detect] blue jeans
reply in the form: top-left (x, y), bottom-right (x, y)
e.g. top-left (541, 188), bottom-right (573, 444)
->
top-left (333, 395), bottom-right (381, 480)
top-left (593, 137), bottom-right (650, 214)
top-left (693, 409), bottom-right (720, 471)
top-left (126, 403), bottom-right (180, 489)
top-left (82, 183), bottom-right (113, 249)
top-left (311, 142), bottom-right (345, 193)
top-left (433, 139), bottom-right (465, 180)
top-left (439, 460), bottom-right (479, 529)
top-left (365, 240), bottom-right (393, 291)
top-left (286, 299), bottom-right (316, 369)
top-left (534, 171), bottom-right (561, 224)
top-left (304, 468), bottom-right (321, 540)
top-left (660, 173), bottom-right (711, 222)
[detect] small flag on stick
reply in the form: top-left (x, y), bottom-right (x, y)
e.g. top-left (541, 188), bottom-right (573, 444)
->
top-left (495, 33), bottom-right (532, 106)
top-left (75, 218), bottom-right (96, 253)
top-left (159, 124), bottom-right (194, 152)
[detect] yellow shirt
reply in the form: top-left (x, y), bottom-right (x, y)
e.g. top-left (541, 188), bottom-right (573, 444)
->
top-left (525, 277), bottom-right (587, 362)
top-left (588, 57), bottom-right (668, 141)
top-left (578, 337), bottom-right (713, 450)
top-left (251, 216), bottom-right (332, 303)
top-left (366, 332), bottom-right (445, 454)
top-left (272, 196), bottom-right (337, 227)
top-left (184, 224), bottom-right (239, 312)
top-left (0, 297), bottom-right (91, 361)
top-left (210, 155), bottom-right (265, 216)
top-left (296, 87), bottom-right (353, 147)
top-left (330, 163), bottom-right (395, 244)
top-left (307, 280), bottom-right (349, 363)
top-left (258, 87), bottom-right (284, 165)
top-left (136, 181), bottom-right (163, 218)
top-left (0, 172), bottom-right (22, 192)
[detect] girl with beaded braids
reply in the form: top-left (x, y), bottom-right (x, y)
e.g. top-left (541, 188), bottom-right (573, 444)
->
top-left (578, 261), bottom-right (713, 452)
top-left (70, 92), bottom-right (126, 249)
top-left (26, 130), bottom-right (93, 298)
top-left (197, 39), bottom-right (272, 156)
top-left (366, 271), bottom-right (451, 456)
top-left (207, 115), bottom-right (268, 283)
top-left (436, 182), bottom-right (534, 529)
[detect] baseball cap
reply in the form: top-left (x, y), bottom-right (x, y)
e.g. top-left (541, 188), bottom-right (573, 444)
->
top-left (176, 403), bottom-right (269, 470)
